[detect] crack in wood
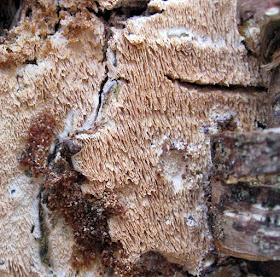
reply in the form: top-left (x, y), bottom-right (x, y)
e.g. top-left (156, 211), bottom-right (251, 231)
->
top-left (165, 74), bottom-right (267, 92)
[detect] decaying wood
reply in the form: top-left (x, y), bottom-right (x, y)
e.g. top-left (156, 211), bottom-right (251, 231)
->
top-left (259, 14), bottom-right (280, 127)
top-left (269, 66), bottom-right (280, 126)
top-left (0, 0), bottom-right (277, 276)
top-left (211, 129), bottom-right (280, 261)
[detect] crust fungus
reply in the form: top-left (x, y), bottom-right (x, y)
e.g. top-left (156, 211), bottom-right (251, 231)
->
top-left (0, 0), bottom-right (276, 276)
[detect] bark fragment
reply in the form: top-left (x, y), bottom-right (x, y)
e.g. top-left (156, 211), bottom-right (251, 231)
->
top-left (260, 15), bottom-right (280, 127)
top-left (211, 129), bottom-right (280, 260)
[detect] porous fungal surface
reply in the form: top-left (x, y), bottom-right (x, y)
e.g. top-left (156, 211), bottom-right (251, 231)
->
top-left (0, 0), bottom-right (270, 276)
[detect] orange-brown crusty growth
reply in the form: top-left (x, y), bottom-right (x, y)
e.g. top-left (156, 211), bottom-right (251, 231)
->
top-left (19, 112), bottom-right (56, 177)
top-left (44, 170), bottom-right (124, 269)
top-left (0, 0), bottom-right (273, 276)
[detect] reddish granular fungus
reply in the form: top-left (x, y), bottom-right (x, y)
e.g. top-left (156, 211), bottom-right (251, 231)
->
top-left (44, 170), bottom-right (124, 268)
top-left (19, 112), bottom-right (125, 271)
top-left (19, 112), bottom-right (56, 177)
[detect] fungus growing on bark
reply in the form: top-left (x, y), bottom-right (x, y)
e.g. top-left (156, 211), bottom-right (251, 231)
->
top-left (44, 170), bottom-right (124, 269)
top-left (0, 0), bottom-right (276, 276)
top-left (19, 112), bottom-right (56, 177)
top-left (19, 112), bottom-right (125, 271)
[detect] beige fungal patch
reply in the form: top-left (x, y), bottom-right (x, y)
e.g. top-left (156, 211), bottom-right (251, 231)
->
top-left (0, 0), bottom-right (272, 276)
top-left (74, 81), bottom-right (268, 275)
top-left (109, 0), bottom-right (270, 87)
top-left (72, 2), bottom-right (270, 275)
top-left (0, 1), bottom-right (106, 276)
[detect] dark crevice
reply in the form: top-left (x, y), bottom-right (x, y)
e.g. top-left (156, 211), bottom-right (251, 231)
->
top-left (25, 7), bottom-right (32, 18)
top-left (0, 0), bottom-right (22, 36)
top-left (102, 24), bottom-right (112, 62)
top-left (54, 20), bottom-right (60, 33)
top-left (91, 77), bottom-right (128, 129)
top-left (92, 5), bottom-right (113, 124)
top-left (24, 58), bottom-right (38, 65)
top-left (16, 74), bottom-right (21, 92)
top-left (88, 3), bottom-right (111, 22)
top-left (116, 76), bottom-right (129, 84)
top-left (256, 120), bottom-right (267, 130)
top-left (31, 224), bottom-right (35, 233)
top-left (88, 1), bottom-right (159, 30)
top-left (38, 187), bottom-right (51, 268)
top-left (131, 251), bottom-right (190, 277)
top-left (165, 74), bottom-right (267, 93)
top-left (75, 2), bottom-right (126, 131)
top-left (95, 74), bottom-right (109, 123)
top-left (240, 41), bottom-right (255, 57)
top-left (53, 1), bottom-right (61, 33)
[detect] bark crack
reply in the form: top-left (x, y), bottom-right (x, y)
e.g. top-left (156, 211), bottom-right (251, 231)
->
top-left (86, 4), bottom-right (139, 128)
top-left (38, 188), bottom-right (51, 268)
top-left (54, 0), bottom-right (61, 34)
top-left (95, 74), bottom-right (109, 123)
top-left (164, 74), bottom-right (267, 93)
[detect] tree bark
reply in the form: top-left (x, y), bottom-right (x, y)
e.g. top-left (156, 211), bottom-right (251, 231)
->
top-left (211, 129), bottom-right (280, 261)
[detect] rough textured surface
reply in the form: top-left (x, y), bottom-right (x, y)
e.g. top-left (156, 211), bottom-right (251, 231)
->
top-left (74, 85), bottom-right (268, 275)
top-left (73, 1), bottom-right (269, 274)
top-left (212, 129), bottom-right (280, 179)
top-left (0, 1), bottom-right (105, 276)
top-left (259, 12), bottom-right (280, 127)
top-left (0, 0), bottom-right (273, 276)
top-left (105, 0), bottom-right (269, 87)
top-left (211, 129), bottom-right (280, 261)
top-left (97, 0), bottom-right (149, 10)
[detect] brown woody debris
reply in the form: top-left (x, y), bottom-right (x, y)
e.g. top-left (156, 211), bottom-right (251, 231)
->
top-left (212, 129), bottom-right (280, 179)
top-left (211, 129), bottom-right (280, 261)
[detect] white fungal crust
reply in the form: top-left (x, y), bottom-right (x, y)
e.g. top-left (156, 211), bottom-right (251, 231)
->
top-left (0, 0), bottom-right (271, 276)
